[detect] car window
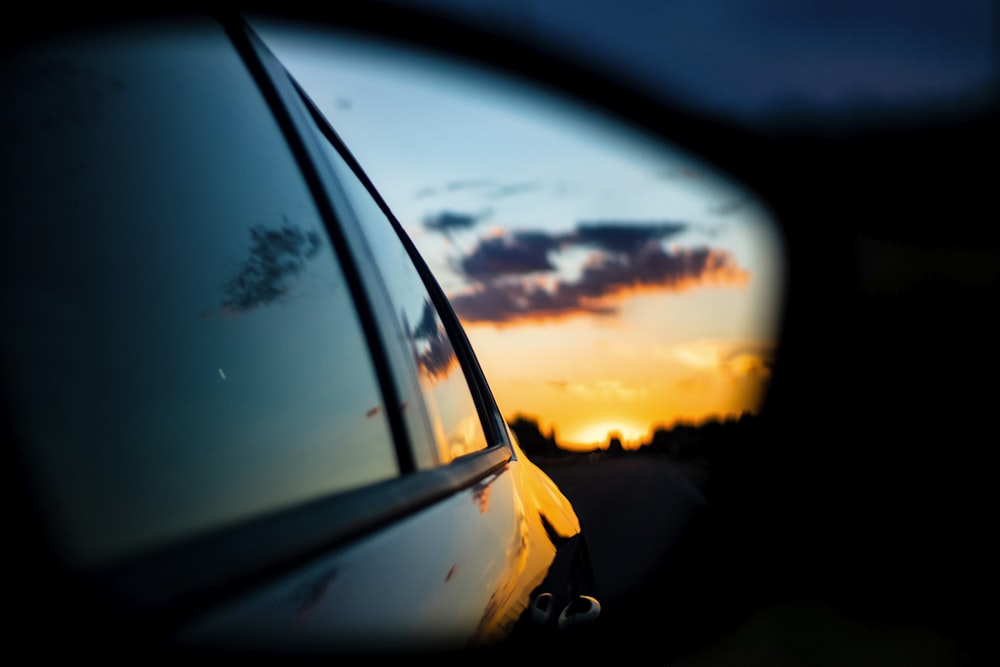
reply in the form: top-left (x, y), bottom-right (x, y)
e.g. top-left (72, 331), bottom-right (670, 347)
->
top-left (0, 18), bottom-right (398, 566)
top-left (307, 123), bottom-right (491, 467)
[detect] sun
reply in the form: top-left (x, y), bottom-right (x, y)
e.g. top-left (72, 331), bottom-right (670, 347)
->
top-left (564, 419), bottom-right (649, 450)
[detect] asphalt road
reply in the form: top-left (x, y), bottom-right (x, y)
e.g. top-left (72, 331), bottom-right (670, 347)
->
top-left (538, 454), bottom-right (709, 609)
top-left (514, 454), bottom-right (738, 662)
top-left (508, 453), bottom-right (976, 666)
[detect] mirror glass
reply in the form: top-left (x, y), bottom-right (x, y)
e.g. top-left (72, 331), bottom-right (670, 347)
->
top-left (255, 20), bottom-right (786, 451)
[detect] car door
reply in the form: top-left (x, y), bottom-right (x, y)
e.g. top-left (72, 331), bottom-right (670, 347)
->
top-left (1, 11), bottom-right (584, 659)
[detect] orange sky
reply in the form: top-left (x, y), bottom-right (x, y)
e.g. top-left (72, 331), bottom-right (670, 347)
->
top-left (462, 273), bottom-right (779, 451)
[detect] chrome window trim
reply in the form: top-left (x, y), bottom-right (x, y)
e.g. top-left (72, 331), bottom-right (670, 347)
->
top-left (222, 13), bottom-right (419, 473)
top-left (238, 14), bottom-right (516, 456)
top-left (273, 39), bottom-right (516, 457)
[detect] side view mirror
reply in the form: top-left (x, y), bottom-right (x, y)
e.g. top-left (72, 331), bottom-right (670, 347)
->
top-left (5, 4), bottom-right (997, 664)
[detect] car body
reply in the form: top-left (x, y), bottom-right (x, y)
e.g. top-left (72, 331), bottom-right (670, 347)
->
top-left (0, 10), bottom-right (599, 659)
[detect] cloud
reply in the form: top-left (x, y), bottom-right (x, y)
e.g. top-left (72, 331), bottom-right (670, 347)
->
top-left (423, 209), bottom-right (492, 234)
top-left (717, 341), bottom-right (777, 379)
top-left (565, 379), bottom-right (648, 402)
top-left (573, 243), bottom-right (748, 296)
top-left (409, 300), bottom-right (458, 380)
top-left (725, 353), bottom-right (772, 378)
top-left (458, 230), bottom-right (561, 279)
top-left (487, 181), bottom-right (541, 199)
top-left (667, 339), bottom-right (776, 378)
top-left (451, 225), bottom-right (749, 323)
top-left (541, 379), bottom-right (647, 401)
top-left (571, 222), bottom-right (686, 253)
top-left (221, 220), bottom-right (322, 313)
top-left (446, 179), bottom-right (492, 192)
top-left (415, 178), bottom-right (541, 201)
top-left (457, 222), bottom-right (688, 281)
top-left (708, 198), bottom-right (751, 216)
top-left (448, 279), bottom-right (609, 324)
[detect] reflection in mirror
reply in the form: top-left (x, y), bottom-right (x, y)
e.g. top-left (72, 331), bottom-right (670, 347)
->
top-left (411, 299), bottom-right (460, 380)
top-left (222, 219), bottom-right (323, 313)
top-left (256, 19), bottom-right (785, 452)
top-left (319, 128), bottom-right (489, 465)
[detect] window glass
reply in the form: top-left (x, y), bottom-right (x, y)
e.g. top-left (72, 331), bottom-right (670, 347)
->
top-left (0, 19), bottom-right (397, 566)
top-left (313, 131), bottom-right (489, 466)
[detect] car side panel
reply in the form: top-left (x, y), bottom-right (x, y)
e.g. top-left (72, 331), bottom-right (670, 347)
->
top-left (175, 460), bottom-right (572, 655)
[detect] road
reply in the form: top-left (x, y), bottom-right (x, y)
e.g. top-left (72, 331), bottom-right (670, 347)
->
top-left (514, 453), bottom-right (973, 666)
top-left (514, 453), bottom-right (741, 662)
top-left (537, 454), bottom-right (709, 608)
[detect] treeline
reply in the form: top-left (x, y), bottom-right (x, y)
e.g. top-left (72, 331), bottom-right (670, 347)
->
top-left (511, 411), bottom-right (763, 489)
top-left (510, 412), bottom-right (778, 515)
top-left (509, 411), bottom-right (762, 460)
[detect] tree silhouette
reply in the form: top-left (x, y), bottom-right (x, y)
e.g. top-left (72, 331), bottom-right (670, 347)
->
top-left (606, 435), bottom-right (625, 457)
top-left (509, 414), bottom-right (566, 460)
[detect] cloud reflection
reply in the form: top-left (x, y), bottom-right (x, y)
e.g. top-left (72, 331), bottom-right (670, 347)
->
top-left (221, 219), bottom-right (322, 313)
top-left (410, 300), bottom-right (459, 380)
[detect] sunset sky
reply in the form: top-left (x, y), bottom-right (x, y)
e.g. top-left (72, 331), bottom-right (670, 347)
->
top-left (258, 22), bottom-right (786, 449)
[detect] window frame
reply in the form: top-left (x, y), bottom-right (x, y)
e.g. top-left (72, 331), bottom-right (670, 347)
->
top-left (287, 77), bottom-right (508, 467)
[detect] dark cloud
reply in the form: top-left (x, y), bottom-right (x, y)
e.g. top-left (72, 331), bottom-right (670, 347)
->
top-left (576, 244), bottom-right (746, 296)
top-left (416, 326), bottom-right (458, 380)
top-left (412, 299), bottom-right (438, 340)
top-left (409, 300), bottom-right (458, 380)
top-left (455, 221), bottom-right (688, 282)
top-left (448, 220), bottom-right (747, 323)
top-left (458, 230), bottom-right (561, 278)
top-left (452, 241), bottom-right (749, 324)
top-left (572, 222), bottom-right (686, 253)
top-left (423, 210), bottom-right (491, 234)
top-left (450, 279), bottom-right (617, 323)
top-left (221, 220), bottom-right (322, 313)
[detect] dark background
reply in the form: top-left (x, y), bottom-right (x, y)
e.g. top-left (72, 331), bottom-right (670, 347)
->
top-left (368, 1), bottom-right (1000, 664)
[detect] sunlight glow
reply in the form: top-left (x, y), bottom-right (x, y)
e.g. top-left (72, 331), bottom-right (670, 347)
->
top-left (563, 420), bottom-right (650, 450)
